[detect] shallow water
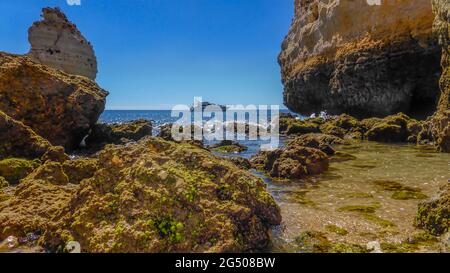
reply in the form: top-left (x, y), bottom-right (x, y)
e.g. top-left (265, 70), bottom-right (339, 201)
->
top-left (262, 141), bottom-right (450, 252)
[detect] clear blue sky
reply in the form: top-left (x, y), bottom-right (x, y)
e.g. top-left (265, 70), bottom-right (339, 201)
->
top-left (0, 0), bottom-right (293, 110)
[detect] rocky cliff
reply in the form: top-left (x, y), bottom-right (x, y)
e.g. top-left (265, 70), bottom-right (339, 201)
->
top-left (279, 0), bottom-right (441, 118)
top-left (430, 0), bottom-right (450, 152)
top-left (28, 7), bottom-right (97, 80)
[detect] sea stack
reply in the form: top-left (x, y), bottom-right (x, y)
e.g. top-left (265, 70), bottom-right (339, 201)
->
top-left (279, 0), bottom-right (441, 118)
top-left (28, 7), bottom-right (98, 80)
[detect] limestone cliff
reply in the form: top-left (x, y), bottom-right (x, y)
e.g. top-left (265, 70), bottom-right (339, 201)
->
top-left (28, 7), bottom-right (97, 80)
top-left (430, 0), bottom-right (450, 152)
top-left (279, 0), bottom-right (441, 118)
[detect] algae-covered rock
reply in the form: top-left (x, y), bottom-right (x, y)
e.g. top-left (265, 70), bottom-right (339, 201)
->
top-left (62, 159), bottom-right (98, 184)
top-left (228, 157), bottom-right (252, 170)
top-left (0, 177), bottom-right (8, 189)
top-left (319, 114), bottom-right (363, 139)
top-left (0, 161), bottom-right (77, 241)
top-left (0, 52), bottom-right (108, 150)
top-left (0, 138), bottom-right (280, 252)
top-left (209, 140), bottom-right (248, 154)
top-left (0, 158), bottom-right (41, 184)
top-left (415, 184), bottom-right (450, 236)
top-left (0, 111), bottom-right (53, 160)
top-left (41, 146), bottom-right (70, 163)
top-left (63, 138), bottom-right (280, 252)
top-left (86, 120), bottom-right (152, 149)
top-left (365, 113), bottom-right (416, 142)
top-left (251, 141), bottom-right (329, 179)
top-left (430, 0), bottom-right (450, 153)
top-left (288, 133), bottom-right (347, 156)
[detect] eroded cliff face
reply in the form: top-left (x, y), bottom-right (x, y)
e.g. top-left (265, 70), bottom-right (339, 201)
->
top-left (279, 0), bottom-right (441, 118)
top-left (430, 0), bottom-right (450, 152)
top-left (28, 7), bottom-right (97, 80)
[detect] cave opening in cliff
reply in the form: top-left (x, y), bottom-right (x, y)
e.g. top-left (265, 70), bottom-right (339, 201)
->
top-left (408, 90), bottom-right (440, 120)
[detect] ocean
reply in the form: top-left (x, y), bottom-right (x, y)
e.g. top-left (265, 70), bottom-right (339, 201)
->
top-left (99, 109), bottom-right (292, 155)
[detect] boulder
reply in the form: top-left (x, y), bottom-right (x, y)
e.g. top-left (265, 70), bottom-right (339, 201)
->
top-left (0, 52), bottom-right (108, 150)
top-left (365, 113), bottom-right (416, 142)
top-left (209, 140), bottom-right (248, 154)
top-left (0, 110), bottom-right (52, 160)
top-left (251, 141), bottom-right (329, 179)
top-left (287, 133), bottom-right (347, 156)
top-left (415, 184), bottom-right (449, 236)
top-left (86, 120), bottom-right (152, 149)
top-left (0, 138), bottom-right (281, 253)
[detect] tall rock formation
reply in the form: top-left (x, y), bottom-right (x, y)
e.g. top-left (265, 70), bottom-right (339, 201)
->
top-left (430, 0), bottom-right (450, 152)
top-left (28, 7), bottom-right (97, 80)
top-left (279, 0), bottom-right (441, 118)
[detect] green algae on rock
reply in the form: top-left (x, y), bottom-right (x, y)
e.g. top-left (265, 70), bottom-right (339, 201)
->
top-left (427, 0), bottom-right (450, 153)
top-left (0, 158), bottom-right (41, 184)
top-left (64, 138), bottom-right (281, 252)
top-left (62, 159), bottom-right (99, 184)
top-left (415, 184), bottom-right (450, 236)
top-left (0, 111), bottom-right (53, 160)
top-left (209, 140), bottom-right (248, 154)
top-left (86, 120), bottom-right (152, 150)
top-left (0, 177), bottom-right (8, 189)
top-left (0, 138), bottom-right (281, 253)
top-left (287, 133), bottom-right (345, 156)
top-left (0, 52), bottom-right (108, 150)
top-left (251, 143), bottom-right (329, 180)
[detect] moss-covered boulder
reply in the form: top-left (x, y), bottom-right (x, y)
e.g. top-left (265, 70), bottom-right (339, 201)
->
top-left (86, 120), bottom-right (152, 149)
top-left (288, 133), bottom-right (347, 156)
top-left (0, 161), bottom-right (77, 241)
top-left (62, 159), bottom-right (99, 184)
top-left (209, 140), bottom-right (248, 154)
top-left (365, 113), bottom-right (416, 142)
top-left (41, 146), bottom-right (70, 163)
top-left (0, 177), bottom-right (8, 189)
top-left (228, 157), bottom-right (252, 170)
top-left (0, 158), bottom-right (41, 184)
top-left (0, 110), bottom-right (53, 160)
top-left (0, 138), bottom-right (281, 253)
top-left (65, 138), bottom-right (280, 252)
top-left (251, 142), bottom-right (329, 179)
top-left (0, 52), bottom-right (108, 150)
top-left (415, 184), bottom-right (449, 236)
top-left (319, 114), bottom-right (363, 139)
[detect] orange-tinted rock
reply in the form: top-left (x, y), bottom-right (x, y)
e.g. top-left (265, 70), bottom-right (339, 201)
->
top-left (279, 0), bottom-right (440, 118)
top-left (0, 52), bottom-right (108, 150)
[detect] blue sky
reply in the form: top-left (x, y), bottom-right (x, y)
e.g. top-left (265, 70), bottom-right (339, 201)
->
top-left (0, 0), bottom-right (293, 110)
